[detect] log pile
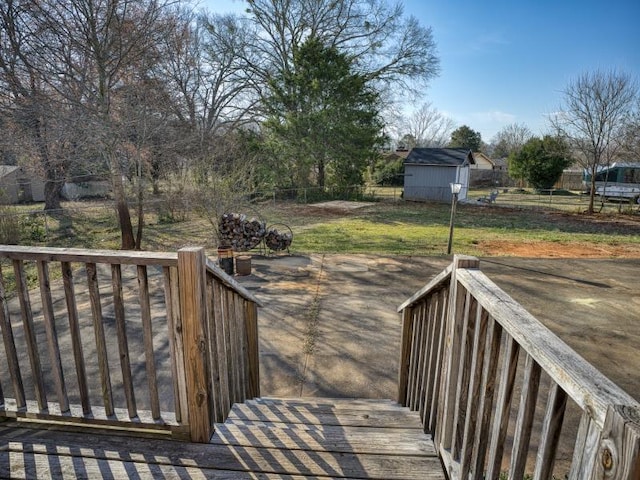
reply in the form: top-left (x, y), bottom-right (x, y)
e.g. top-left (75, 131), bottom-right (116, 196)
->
top-left (218, 213), bottom-right (266, 251)
top-left (265, 227), bottom-right (293, 251)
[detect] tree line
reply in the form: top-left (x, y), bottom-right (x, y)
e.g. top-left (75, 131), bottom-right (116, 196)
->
top-left (0, 0), bottom-right (439, 248)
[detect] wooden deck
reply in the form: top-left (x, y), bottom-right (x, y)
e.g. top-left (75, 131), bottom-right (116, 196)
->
top-left (0, 397), bottom-right (446, 479)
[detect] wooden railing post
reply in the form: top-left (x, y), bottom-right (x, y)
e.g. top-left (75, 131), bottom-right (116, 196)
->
top-left (177, 247), bottom-right (213, 443)
top-left (591, 405), bottom-right (640, 480)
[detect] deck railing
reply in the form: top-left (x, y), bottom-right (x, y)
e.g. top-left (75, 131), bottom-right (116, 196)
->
top-left (398, 255), bottom-right (640, 480)
top-left (0, 245), bottom-right (261, 443)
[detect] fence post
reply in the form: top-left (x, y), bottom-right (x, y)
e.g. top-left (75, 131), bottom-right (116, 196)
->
top-left (177, 247), bottom-right (212, 443)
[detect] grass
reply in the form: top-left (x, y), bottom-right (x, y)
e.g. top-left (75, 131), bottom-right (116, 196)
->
top-left (1, 192), bottom-right (639, 258)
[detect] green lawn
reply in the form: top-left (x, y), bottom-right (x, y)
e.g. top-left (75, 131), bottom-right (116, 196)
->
top-left (2, 194), bottom-right (639, 257)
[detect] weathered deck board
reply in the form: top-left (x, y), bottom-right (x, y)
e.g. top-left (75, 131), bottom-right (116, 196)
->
top-left (227, 402), bottom-right (423, 428)
top-left (0, 398), bottom-right (446, 479)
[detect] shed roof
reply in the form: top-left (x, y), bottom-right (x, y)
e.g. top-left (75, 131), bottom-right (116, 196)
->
top-left (404, 148), bottom-right (474, 166)
top-left (0, 165), bottom-right (21, 178)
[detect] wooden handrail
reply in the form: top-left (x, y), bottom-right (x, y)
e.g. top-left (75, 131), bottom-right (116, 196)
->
top-left (398, 255), bottom-right (640, 480)
top-left (0, 245), bottom-right (178, 266)
top-left (205, 257), bottom-right (263, 307)
top-left (397, 263), bottom-right (452, 312)
top-left (456, 268), bottom-right (637, 428)
top-left (0, 245), bottom-right (261, 443)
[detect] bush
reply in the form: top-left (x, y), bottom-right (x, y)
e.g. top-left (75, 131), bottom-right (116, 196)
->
top-left (20, 214), bottom-right (47, 242)
top-left (0, 208), bottom-right (21, 244)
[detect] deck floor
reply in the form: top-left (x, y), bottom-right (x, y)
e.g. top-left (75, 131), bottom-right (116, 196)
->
top-left (0, 397), bottom-right (446, 479)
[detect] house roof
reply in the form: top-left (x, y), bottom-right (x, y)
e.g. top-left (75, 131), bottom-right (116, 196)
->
top-left (0, 165), bottom-right (21, 178)
top-left (472, 152), bottom-right (494, 165)
top-left (404, 148), bottom-right (474, 166)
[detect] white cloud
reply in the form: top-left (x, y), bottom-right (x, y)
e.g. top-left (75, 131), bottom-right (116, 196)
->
top-left (470, 111), bottom-right (516, 123)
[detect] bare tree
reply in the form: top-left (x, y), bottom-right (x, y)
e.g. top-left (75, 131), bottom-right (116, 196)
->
top-left (0, 1), bottom-right (72, 210)
top-left (621, 98), bottom-right (640, 160)
top-left (29, 0), bottom-right (175, 248)
top-left (243, 0), bottom-right (439, 104)
top-left (400, 102), bottom-right (455, 147)
top-left (490, 122), bottom-right (533, 158)
top-left (551, 70), bottom-right (638, 213)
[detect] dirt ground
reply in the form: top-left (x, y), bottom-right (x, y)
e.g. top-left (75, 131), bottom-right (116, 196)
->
top-left (236, 253), bottom-right (640, 404)
top-left (478, 239), bottom-right (640, 258)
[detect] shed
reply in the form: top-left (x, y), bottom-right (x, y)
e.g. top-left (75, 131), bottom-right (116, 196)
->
top-left (0, 165), bottom-right (45, 204)
top-left (62, 175), bottom-right (111, 200)
top-left (403, 148), bottom-right (474, 202)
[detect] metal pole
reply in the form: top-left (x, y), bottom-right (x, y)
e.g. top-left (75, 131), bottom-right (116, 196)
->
top-left (446, 193), bottom-right (458, 255)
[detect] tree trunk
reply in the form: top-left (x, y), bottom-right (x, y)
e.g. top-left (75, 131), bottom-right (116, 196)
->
top-left (111, 163), bottom-right (136, 250)
top-left (317, 158), bottom-right (325, 188)
top-left (135, 158), bottom-right (144, 250)
top-left (588, 172), bottom-right (596, 214)
top-left (43, 179), bottom-right (63, 211)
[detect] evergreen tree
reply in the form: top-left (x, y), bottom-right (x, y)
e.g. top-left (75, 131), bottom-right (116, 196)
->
top-left (263, 37), bottom-right (383, 191)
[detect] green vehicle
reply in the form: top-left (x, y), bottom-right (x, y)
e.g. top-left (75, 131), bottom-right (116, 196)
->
top-left (583, 162), bottom-right (640, 203)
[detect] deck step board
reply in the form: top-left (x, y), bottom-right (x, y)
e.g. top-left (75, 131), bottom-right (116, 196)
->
top-left (207, 398), bottom-right (445, 479)
top-left (1, 397), bottom-right (446, 479)
top-left (226, 401), bottom-right (423, 428)
top-left (212, 422), bottom-right (437, 455)
top-left (254, 397), bottom-right (404, 410)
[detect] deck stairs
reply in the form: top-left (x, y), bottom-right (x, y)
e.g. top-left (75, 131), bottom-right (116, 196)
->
top-left (0, 397), bottom-right (446, 479)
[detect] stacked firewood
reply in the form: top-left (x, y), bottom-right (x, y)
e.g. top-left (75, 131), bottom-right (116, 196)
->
top-left (265, 227), bottom-right (293, 251)
top-left (218, 213), bottom-right (266, 251)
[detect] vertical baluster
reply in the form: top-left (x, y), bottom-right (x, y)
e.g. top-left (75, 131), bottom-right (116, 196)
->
top-left (460, 306), bottom-right (489, 478)
top-left (427, 287), bottom-right (449, 432)
top-left (397, 306), bottom-right (414, 406)
top-left (422, 290), bottom-right (442, 430)
top-left (568, 411), bottom-right (601, 480)
top-left (486, 336), bottom-right (520, 480)
top-left (13, 259), bottom-right (47, 411)
top-left (451, 291), bottom-right (476, 460)
top-left (205, 273), bottom-right (223, 423)
top-left (213, 279), bottom-right (231, 416)
top-left (471, 320), bottom-right (503, 477)
top-left (412, 302), bottom-right (427, 411)
top-left (233, 293), bottom-right (247, 401)
top-left (137, 265), bottom-right (160, 419)
top-left (406, 304), bottom-right (421, 410)
top-left (438, 280), bottom-right (469, 447)
top-left (419, 295), bottom-right (437, 424)
top-left (509, 353), bottom-right (542, 479)
top-left (533, 382), bottom-right (568, 480)
top-left (111, 264), bottom-right (136, 418)
top-left (0, 264), bottom-right (25, 408)
top-left (163, 266), bottom-right (187, 423)
top-left (244, 300), bottom-right (260, 399)
top-left (37, 261), bottom-right (69, 413)
top-left (414, 295), bottom-right (433, 418)
top-left (220, 283), bottom-right (235, 406)
top-left (225, 288), bottom-right (244, 402)
top-left (86, 262), bottom-right (113, 416)
top-left (61, 262), bottom-right (90, 414)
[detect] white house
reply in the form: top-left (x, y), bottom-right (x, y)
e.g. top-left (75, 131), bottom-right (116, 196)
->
top-left (0, 165), bottom-right (45, 203)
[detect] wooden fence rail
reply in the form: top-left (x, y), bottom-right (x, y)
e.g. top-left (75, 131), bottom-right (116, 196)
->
top-left (398, 255), bottom-right (640, 480)
top-left (0, 245), bottom-right (261, 443)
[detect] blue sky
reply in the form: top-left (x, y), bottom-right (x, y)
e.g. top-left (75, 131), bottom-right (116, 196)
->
top-left (200, 0), bottom-right (640, 143)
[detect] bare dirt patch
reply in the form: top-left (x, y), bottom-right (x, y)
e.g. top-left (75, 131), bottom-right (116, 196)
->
top-left (479, 240), bottom-right (640, 258)
top-left (310, 200), bottom-right (373, 210)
